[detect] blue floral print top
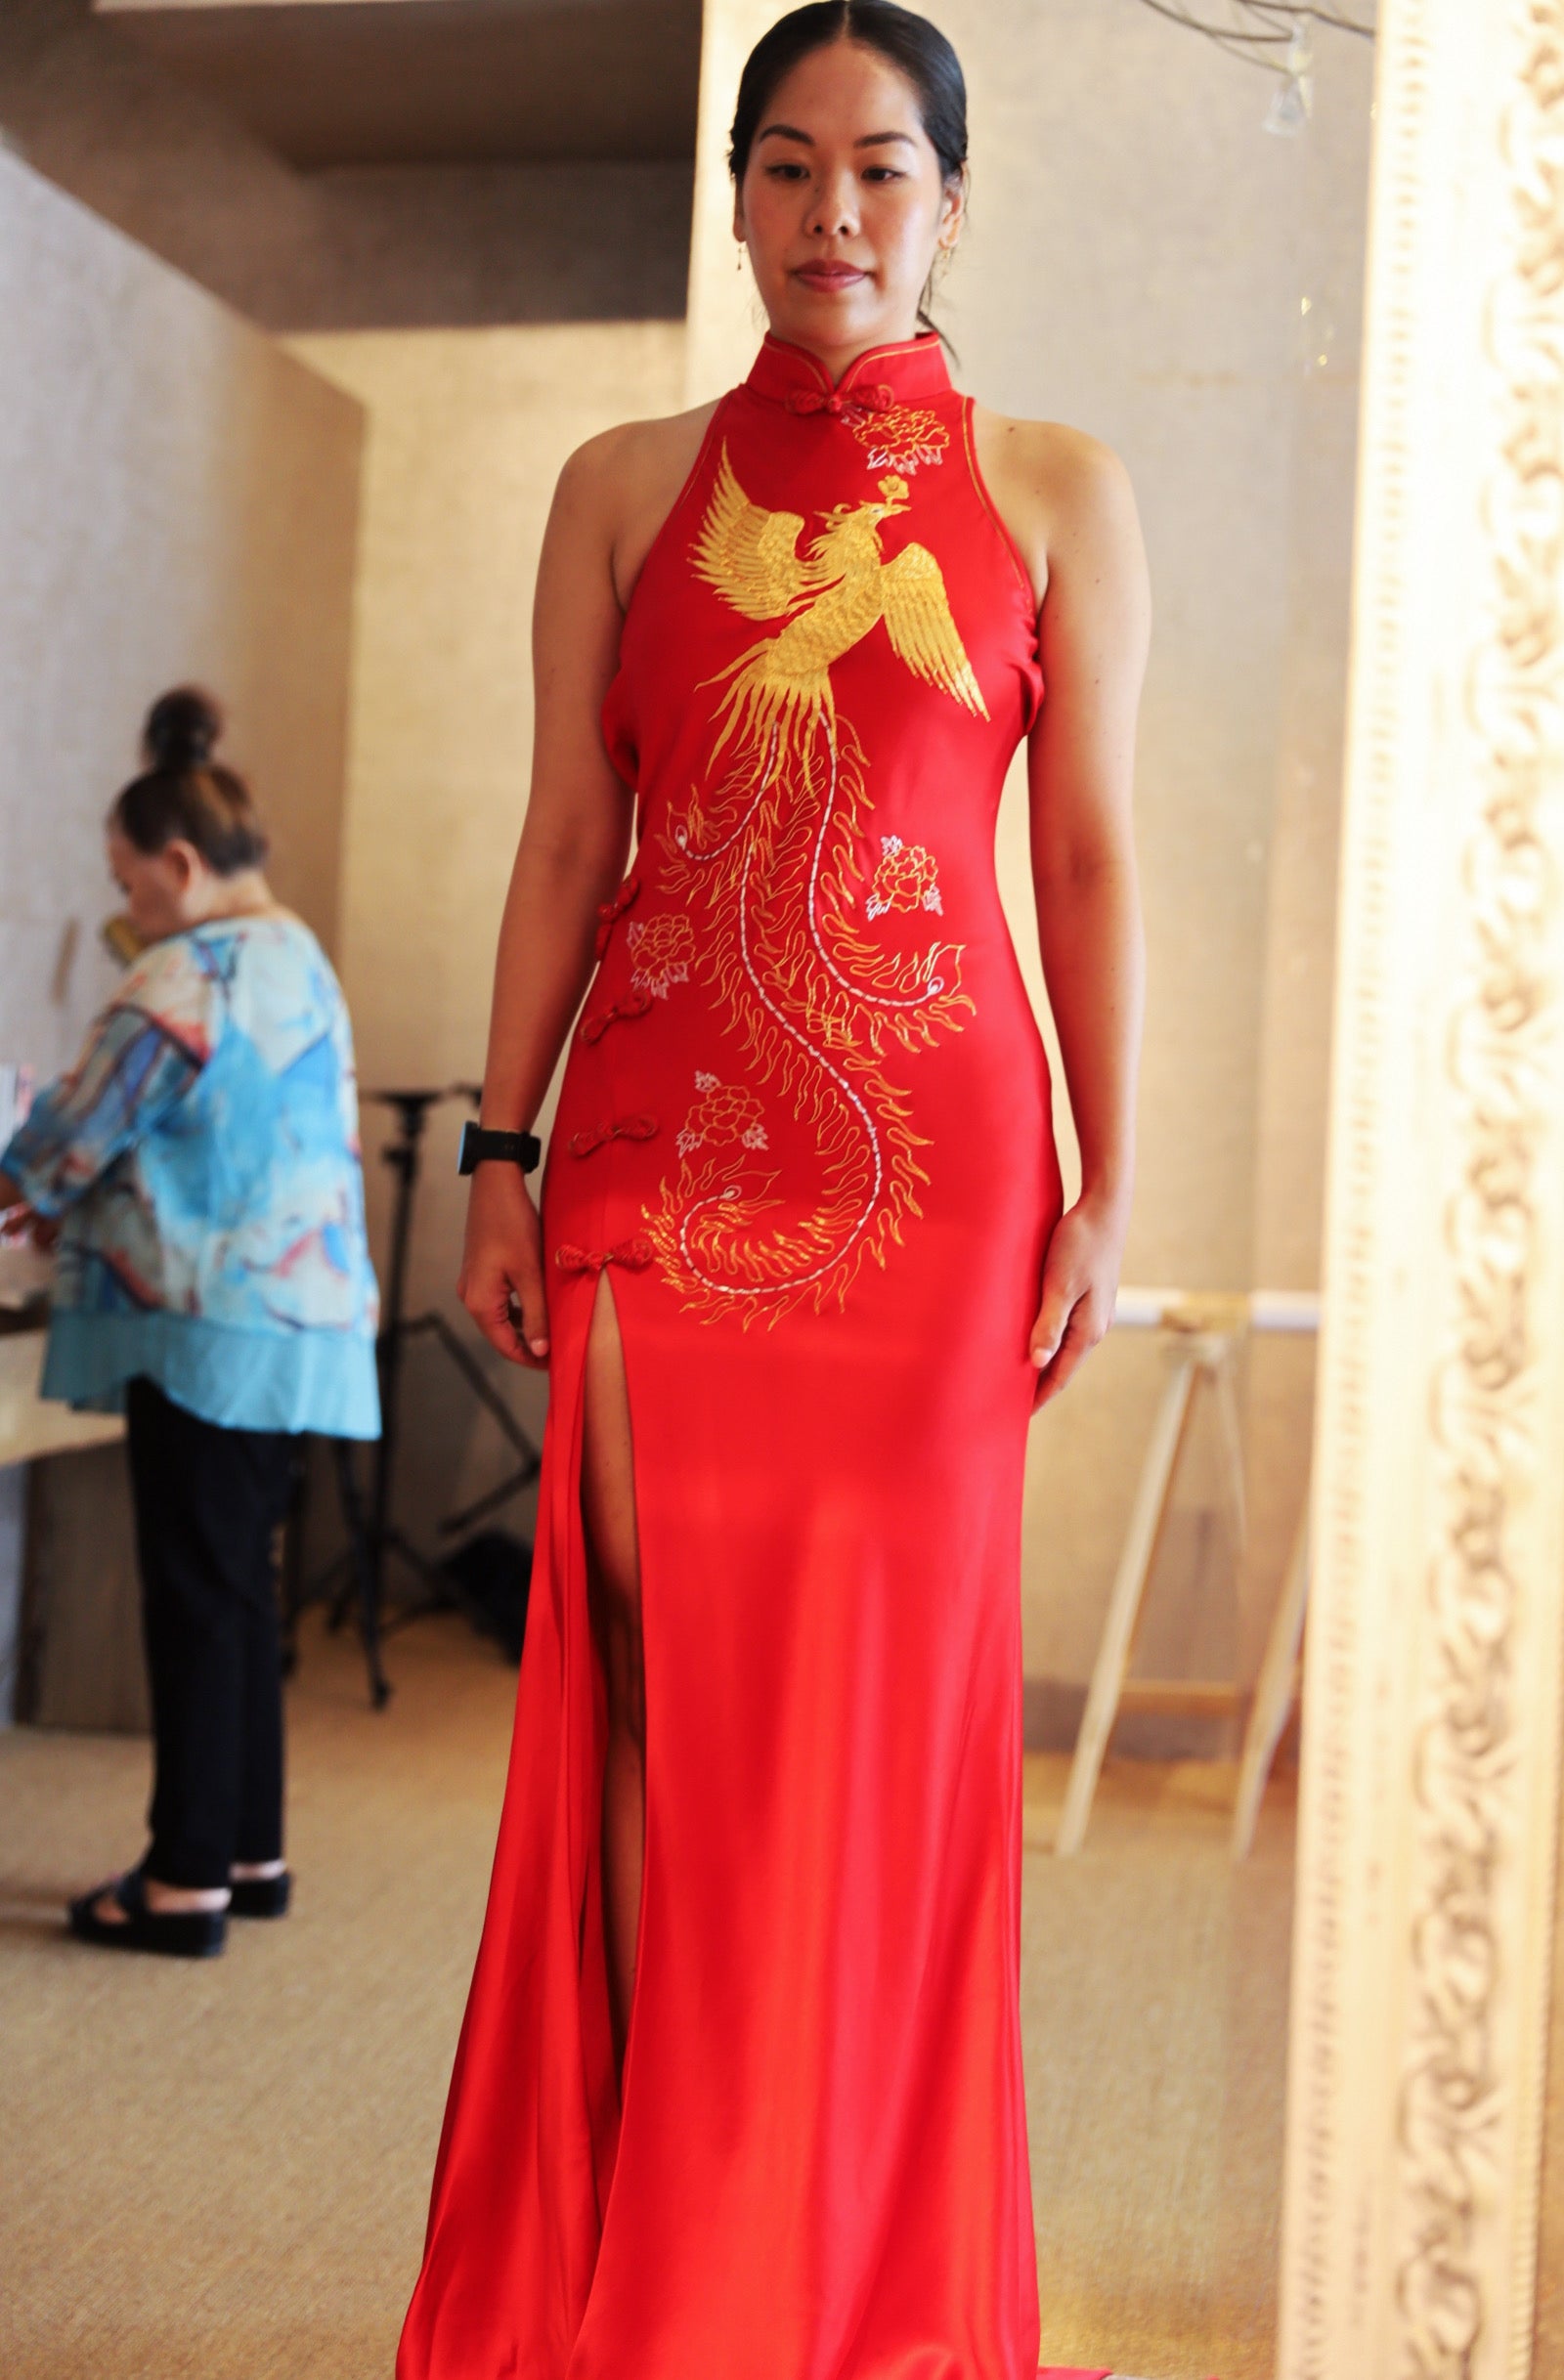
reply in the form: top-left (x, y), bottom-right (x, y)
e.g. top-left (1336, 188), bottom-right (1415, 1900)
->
top-left (2, 914), bottom-right (380, 1439)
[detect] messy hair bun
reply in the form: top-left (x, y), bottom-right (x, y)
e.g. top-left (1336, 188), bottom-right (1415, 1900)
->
top-left (111, 686), bottom-right (269, 878)
top-left (142, 685), bottom-right (223, 773)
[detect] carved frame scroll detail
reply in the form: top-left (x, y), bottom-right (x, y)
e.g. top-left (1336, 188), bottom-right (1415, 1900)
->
top-left (1282, 1), bottom-right (1564, 2374)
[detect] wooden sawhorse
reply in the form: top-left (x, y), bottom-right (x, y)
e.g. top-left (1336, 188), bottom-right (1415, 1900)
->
top-left (1053, 1286), bottom-right (1319, 1858)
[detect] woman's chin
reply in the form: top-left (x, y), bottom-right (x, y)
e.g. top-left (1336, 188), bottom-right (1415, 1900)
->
top-left (768, 281), bottom-right (899, 351)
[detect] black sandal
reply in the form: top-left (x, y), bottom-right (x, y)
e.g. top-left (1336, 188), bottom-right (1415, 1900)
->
top-left (228, 1870), bottom-right (290, 1920)
top-left (66, 1866), bottom-right (227, 1959)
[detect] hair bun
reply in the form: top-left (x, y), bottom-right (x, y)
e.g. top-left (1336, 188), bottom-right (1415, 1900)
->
top-left (143, 685), bottom-right (223, 772)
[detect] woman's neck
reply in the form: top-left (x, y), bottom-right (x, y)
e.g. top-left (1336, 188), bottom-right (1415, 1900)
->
top-left (192, 871), bottom-right (279, 927)
top-left (768, 320), bottom-right (926, 387)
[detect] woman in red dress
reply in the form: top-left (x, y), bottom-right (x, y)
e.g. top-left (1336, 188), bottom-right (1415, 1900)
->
top-left (398, 7), bottom-right (1149, 2376)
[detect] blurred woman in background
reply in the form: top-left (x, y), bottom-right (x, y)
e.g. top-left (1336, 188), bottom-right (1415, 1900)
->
top-left (0, 688), bottom-right (379, 1959)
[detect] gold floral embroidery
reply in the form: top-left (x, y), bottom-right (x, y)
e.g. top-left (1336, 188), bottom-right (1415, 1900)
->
top-left (627, 912), bottom-right (694, 1000)
top-left (865, 835), bottom-right (942, 921)
top-left (847, 403), bottom-right (950, 475)
top-left (641, 451), bottom-right (983, 1325)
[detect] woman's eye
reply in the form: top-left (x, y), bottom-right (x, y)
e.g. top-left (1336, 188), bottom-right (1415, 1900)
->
top-left (766, 162), bottom-right (808, 182)
top-left (862, 167), bottom-right (905, 184)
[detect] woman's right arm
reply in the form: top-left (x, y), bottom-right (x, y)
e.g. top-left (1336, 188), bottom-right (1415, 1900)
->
top-left (0, 953), bottom-right (210, 1220)
top-left (457, 436), bottom-right (642, 1369)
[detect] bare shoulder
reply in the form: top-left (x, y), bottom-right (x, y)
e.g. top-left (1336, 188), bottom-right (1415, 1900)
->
top-left (972, 409), bottom-right (1135, 518)
top-left (969, 408), bottom-right (1142, 609)
top-left (562, 402), bottom-right (719, 498)
top-left (556, 402), bottom-right (723, 610)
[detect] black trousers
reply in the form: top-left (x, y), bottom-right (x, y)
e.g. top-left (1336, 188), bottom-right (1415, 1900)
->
top-left (124, 1377), bottom-right (295, 1890)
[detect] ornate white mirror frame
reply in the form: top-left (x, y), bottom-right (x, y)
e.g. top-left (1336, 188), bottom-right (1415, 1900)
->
top-left (1279, 0), bottom-right (1564, 2371)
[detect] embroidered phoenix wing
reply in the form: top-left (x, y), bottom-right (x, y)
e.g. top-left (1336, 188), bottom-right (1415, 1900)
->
top-left (878, 542), bottom-right (989, 718)
top-left (692, 447), bottom-right (815, 623)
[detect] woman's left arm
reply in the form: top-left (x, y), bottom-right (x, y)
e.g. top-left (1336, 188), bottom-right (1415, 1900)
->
top-left (1021, 430), bottom-right (1151, 1408)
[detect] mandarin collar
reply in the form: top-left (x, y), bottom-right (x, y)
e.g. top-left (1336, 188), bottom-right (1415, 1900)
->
top-left (744, 331), bottom-right (954, 410)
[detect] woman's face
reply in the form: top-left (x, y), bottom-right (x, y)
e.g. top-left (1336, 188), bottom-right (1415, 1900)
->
top-left (107, 828), bottom-right (210, 944)
top-left (734, 40), bottom-right (963, 366)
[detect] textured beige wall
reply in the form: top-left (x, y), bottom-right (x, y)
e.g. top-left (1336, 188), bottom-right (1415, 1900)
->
top-left (287, 324), bottom-right (687, 1545)
top-left (0, 144), bottom-right (362, 1075)
top-left (686, 0), bottom-right (1372, 1719)
top-left (1239, 51), bottom-right (1371, 1688)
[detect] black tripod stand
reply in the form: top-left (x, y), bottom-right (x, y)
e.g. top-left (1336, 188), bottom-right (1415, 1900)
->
top-left (286, 1084), bottom-right (543, 1705)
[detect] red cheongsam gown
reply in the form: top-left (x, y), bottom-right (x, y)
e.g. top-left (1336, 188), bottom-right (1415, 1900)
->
top-left (398, 331), bottom-right (1069, 2380)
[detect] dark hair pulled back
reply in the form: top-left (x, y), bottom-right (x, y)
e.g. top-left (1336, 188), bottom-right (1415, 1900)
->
top-left (110, 688), bottom-right (269, 878)
top-left (728, 2), bottom-right (968, 189)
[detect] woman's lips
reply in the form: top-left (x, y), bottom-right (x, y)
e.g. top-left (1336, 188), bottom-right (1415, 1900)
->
top-left (794, 262), bottom-right (868, 291)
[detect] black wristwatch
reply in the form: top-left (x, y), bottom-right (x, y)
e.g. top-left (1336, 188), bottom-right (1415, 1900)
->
top-left (457, 1121), bottom-right (542, 1177)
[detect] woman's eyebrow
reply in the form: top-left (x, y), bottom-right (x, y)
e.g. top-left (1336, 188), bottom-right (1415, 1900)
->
top-left (754, 125), bottom-right (918, 151)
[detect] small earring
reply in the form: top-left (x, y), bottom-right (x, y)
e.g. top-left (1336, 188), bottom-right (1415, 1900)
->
top-left (735, 242), bottom-right (745, 274)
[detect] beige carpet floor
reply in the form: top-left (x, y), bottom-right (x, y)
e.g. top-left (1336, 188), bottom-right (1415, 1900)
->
top-left (0, 1613), bottom-right (1294, 2380)
top-left (1021, 1756), bottom-right (1293, 2380)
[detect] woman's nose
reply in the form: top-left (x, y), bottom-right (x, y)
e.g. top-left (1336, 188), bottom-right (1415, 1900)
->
top-left (809, 173), bottom-right (860, 239)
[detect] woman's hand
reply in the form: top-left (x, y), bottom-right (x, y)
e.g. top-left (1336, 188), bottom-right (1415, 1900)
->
top-left (1028, 1187), bottom-right (1129, 1411)
top-left (0, 1177), bottom-right (54, 1250)
top-left (457, 1163), bottom-right (549, 1368)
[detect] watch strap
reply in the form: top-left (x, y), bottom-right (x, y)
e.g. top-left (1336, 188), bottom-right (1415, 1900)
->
top-left (458, 1120), bottom-right (542, 1176)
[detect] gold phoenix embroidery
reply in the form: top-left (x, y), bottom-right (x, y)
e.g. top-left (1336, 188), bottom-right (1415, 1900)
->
top-left (643, 447), bottom-right (985, 1324)
top-left (694, 449), bottom-right (986, 770)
